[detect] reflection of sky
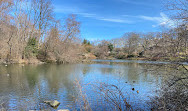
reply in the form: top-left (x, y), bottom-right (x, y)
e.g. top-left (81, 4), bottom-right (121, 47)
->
top-left (82, 63), bottom-right (162, 110)
top-left (0, 62), bottom-right (164, 110)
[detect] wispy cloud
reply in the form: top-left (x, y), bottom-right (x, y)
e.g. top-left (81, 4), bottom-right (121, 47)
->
top-left (55, 5), bottom-right (176, 27)
top-left (97, 18), bottom-right (129, 23)
top-left (116, 0), bottom-right (158, 7)
top-left (139, 13), bottom-right (176, 28)
top-left (55, 5), bottom-right (133, 23)
top-left (123, 12), bottom-right (177, 28)
top-left (139, 16), bottom-right (161, 21)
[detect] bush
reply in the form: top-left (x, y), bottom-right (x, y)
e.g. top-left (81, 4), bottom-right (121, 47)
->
top-left (127, 55), bottom-right (135, 58)
top-left (115, 52), bottom-right (127, 59)
top-left (85, 45), bottom-right (93, 52)
top-left (24, 37), bottom-right (38, 58)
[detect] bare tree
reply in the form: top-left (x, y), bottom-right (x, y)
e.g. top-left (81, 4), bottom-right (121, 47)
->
top-left (165, 0), bottom-right (188, 23)
top-left (124, 32), bottom-right (140, 56)
top-left (0, 0), bottom-right (13, 22)
top-left (31, 0), bottom-right (54, 42)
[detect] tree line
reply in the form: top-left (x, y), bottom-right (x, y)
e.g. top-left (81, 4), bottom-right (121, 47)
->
top-left (0, 0), bottom-right (82, 64)
top-left (85, 27), bottom-right (187, 61)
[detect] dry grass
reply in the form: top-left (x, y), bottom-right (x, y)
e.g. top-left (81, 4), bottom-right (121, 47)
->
top-left (73, 78), bottom-right (133, 111)
top-left (95, 82), bottom-right (133, 111)
top-left (144, 64), bottom-right (188, 111)
top-left (73, 79), bottom-right (92, 111)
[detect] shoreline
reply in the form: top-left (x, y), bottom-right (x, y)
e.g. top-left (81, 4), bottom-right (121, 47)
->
top-left (0, 57), bottom-right (187, 65)
top-left (97, 57), bottom-right (188, 63)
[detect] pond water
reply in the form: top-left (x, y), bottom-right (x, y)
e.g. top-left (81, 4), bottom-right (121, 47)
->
top-left (0, 60), bottom-right (180, 110)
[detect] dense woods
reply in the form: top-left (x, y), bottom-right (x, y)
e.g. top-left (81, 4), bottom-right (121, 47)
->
top-left (0, 0), bottom-right (83, 64)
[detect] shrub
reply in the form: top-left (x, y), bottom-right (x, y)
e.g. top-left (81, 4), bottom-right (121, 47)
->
top-left (24, 37), bottom-right (38, 58)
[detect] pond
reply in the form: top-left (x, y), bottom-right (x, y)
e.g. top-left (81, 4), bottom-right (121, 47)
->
top-left (0, 60), bottom-right (182, 110)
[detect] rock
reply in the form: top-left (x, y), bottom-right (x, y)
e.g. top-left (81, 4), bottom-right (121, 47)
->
top-left (185, 107), bottom-right (188, 111)
top-left (184, 65), bottom-right (188, 70)
top-left (44, 101), bottom-right (51, 104)
top-left (50, 100), bottom-right (60, 107)
top-left (0, 108), bottom-right (6, 111)
top-left (44, 100), bottom-right (60, 107)
top-left (58, 110), bottom-right (69, 111)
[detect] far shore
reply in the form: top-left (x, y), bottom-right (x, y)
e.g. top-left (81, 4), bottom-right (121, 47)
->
top-left (0, 57), bottom-right (187, 65)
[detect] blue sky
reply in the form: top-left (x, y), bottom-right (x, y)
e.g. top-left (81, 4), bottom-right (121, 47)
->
top-left (53, 0), bottom-right (174, 41)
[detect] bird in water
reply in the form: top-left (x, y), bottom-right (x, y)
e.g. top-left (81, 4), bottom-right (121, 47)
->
top-left (137, 90), bottom-right (139, 93)
top-left (132, 88), bottom-right (135, 91)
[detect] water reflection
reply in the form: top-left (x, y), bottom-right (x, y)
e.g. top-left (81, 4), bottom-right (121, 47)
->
top-left (0, 61), bottom-right (176, 110)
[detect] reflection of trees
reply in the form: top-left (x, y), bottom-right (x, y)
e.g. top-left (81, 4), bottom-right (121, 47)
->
top-left (82, 65), bottom-right (91, 75)
top-left (0, 65), bottom-right (30, 94)
top-left (100, 67), bottom-right (114, 74)
top-left (126, 62), bottom-right (140, 83)
top-left (0, 64), bottom-right (83, 110)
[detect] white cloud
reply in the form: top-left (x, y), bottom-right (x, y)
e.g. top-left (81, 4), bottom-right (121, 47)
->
top-left (95, 17), bottom-right (133, 23)
top-left (158, 13), bottom-right (177, 28)
top-left (123, 13), bottom-right (177, 28)
top-left (54, 5), bottom-right (176, 27)
top-left (54, 5), bottom-right (133, 23)
top-left (139, 16), bottom-right (161, 22)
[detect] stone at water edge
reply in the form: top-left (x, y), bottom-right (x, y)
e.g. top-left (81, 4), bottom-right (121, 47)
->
top-left (58, 110), bottom-right (69, 111)
top-left (44, 101), bottom-right (51, 104)
top-left (0, 108), bottom-right (6, 111)
top-left (50, 100), bottom-right (60, 107)
top-left (184, 65), bottom-right (188, 70)
top-left (44, 100), bottom-right (60, 107)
